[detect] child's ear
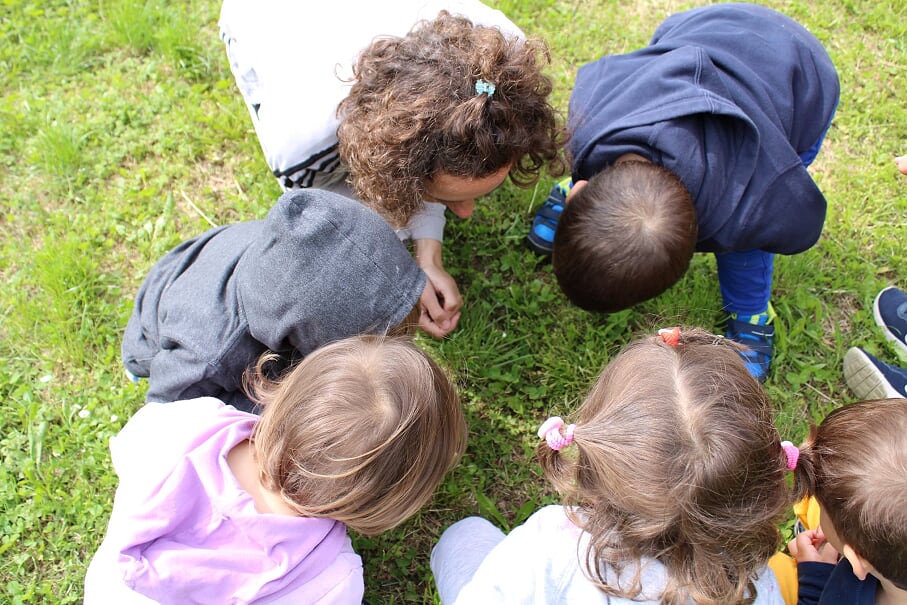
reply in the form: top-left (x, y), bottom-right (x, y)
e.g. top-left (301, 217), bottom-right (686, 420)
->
top-left (841, 544), bottom-right (872, 581)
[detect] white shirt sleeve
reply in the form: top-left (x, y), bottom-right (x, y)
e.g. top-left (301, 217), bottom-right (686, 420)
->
top-left (446, 506), bottom-right (602, 605)
top-left (401, 201), bottom-right (447, 242)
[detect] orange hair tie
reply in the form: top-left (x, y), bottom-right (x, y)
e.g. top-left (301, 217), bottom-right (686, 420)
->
top-left (658, 327), bottom-right (681, 347)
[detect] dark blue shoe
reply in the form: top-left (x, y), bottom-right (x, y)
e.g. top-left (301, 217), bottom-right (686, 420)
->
top-left (726, 314), bottom-right (774, 383)
top-left (874, 286), bottom-right (907, 356)
top-left (843, 347), bottom-right (907, 399)
top-left (527, 178), bottom-right (572, 256)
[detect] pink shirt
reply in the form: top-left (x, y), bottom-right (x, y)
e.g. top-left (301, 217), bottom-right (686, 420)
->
top-left (84, 398), bottom-right (363, 604)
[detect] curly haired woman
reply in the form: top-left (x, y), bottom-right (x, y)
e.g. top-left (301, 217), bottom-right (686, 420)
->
top-left (220, 0), bottom-right (565, 337)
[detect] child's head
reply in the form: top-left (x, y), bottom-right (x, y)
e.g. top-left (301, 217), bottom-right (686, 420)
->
top-left (337, 11), bottom-right (565, 228)
top-left (552, 162), bottom-right (697, 313)
top-left (247, 335), bottom-right (466, 536)
top-left (539, 328), bottom-right (791, 605)
top-left (791, 398), bottom-right (907, 588)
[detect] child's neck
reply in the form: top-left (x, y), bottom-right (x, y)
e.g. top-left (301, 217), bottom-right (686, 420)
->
top-left (876, 576), bottom-right (907, 605)
top-left (227, 439), bottom-right (297, 516)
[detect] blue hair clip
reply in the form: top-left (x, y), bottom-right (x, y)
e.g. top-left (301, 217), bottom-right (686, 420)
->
top-left (475, 79), bottom-right (496, 98)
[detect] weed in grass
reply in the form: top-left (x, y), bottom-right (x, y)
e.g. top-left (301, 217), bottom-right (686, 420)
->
top-left (30, 120), bottom-right (87, 190)
top-left (100, 0), bottom-right (159, 54)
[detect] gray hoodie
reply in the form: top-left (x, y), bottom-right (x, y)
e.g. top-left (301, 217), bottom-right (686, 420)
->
top-left (122, 189), bottom-right (426, 412)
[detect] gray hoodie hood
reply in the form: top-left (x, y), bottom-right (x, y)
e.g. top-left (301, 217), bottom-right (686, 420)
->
top-left (238, 189), bottom-right (425, 354)
top-left (122, 189), bottom-right (426, 410)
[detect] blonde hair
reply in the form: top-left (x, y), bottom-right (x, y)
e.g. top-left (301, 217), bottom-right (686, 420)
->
top-left (791, 398), bottom-right (907, 588)
top-left (246, 335), bottom-right (466, 536)
top-left (539, 328), bottom-right (791, 605)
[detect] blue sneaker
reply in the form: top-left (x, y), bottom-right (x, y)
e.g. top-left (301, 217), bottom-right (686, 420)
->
top-left (726, 306), bottom-right (775, 383)
top-left (874, 286), bottom-right (907, 356)
top-left (527, 178), bottom-right (572, 256)
top-left (843, 347), bottom-right (907, 399)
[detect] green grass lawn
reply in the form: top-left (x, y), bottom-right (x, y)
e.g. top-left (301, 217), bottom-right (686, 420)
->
top-left (1, 0), bottom-right (905, 602)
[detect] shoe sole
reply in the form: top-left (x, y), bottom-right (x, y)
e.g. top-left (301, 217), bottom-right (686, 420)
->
top-left (873, 287), bottom-right (907, 356)
top-left (843, 347), bottom-right (902, 399)
top-left (525, 235), bottom-right (553, 256)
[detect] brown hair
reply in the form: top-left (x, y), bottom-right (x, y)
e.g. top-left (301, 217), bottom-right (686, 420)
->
top-left (791, 398), bottom-right (907, 587)
top-left (552, 161), bottom-right (697, 313)
top-left (387, 303), bottom-right (421, 338)
top-left (539, 328), bottom-right (790, 605)
top-left (337, 11), bottom-right (566, 228)
top-left (246, 335), bottom-right (466, 536)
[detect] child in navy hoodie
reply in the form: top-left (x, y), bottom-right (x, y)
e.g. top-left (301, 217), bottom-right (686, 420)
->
top-left (529, 3), bottom-right (839, 382)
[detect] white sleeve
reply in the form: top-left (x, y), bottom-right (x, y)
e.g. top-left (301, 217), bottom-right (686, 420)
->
top-left (753, 565), bottom-right (786, 605)
top-left (445, 506), bottom-right (595, 605)
top-left (431, 517), bottom-right (507, 604)
top-left (406, 201), bottom-right (447, 242)
top-left (447, 523), bottom-right (539, 605)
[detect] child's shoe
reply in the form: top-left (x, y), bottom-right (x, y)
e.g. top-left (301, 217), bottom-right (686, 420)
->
top-left (726, 305), bottom-right (776, 383)
top-left (873, 286), bottom-right (907, 356)
top-left (526, 177), bottom-right (572, 256)
top-left (843, 347), bottom-right (907, 399)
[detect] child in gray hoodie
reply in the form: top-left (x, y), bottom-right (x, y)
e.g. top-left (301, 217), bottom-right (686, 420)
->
top-left (122, 188), bottom-right (426, 412)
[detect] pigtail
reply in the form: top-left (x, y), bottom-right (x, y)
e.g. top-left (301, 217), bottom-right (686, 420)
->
top-left (537, 432), bottom-right (579, 501)
top-left (789, 425), bottom-right (821, 503)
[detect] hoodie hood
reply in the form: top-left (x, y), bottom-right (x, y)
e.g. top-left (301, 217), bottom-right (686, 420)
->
top-left (237, 189), bottom-right (426, 355)
top-left (568, 3), bottom-right (837, 253)
top-left (121, 188), bottom-right (425, 409)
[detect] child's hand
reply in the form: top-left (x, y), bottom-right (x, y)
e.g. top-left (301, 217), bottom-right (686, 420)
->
top-left (788, 528), bottom-right (839, 564)
top-left (896, 155), bottom-right (907, 177)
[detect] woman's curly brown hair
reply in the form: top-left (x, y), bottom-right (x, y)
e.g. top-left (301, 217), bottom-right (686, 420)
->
top-left (337, 11), bottom-right (566, 227)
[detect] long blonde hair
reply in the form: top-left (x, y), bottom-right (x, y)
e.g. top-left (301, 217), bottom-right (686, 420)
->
top-left (246, 335), bottom-right (466, 536)
top-left (539, 329), bottom-right (791, 604)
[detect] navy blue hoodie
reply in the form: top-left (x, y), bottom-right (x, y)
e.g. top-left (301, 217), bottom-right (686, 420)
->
top-left (797, 559), bottom-right (879, 605)
top-left (568, 3), bottom-right (839, 253)
top-left (122, 189), bottom-right (426, 412)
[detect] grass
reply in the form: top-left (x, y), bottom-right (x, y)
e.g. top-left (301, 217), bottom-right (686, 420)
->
top-left (0, 0), bottom-right (904, 602)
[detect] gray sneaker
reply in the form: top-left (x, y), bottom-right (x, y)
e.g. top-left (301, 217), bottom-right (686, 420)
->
top-left (843, 347), bottom-right (907, 400)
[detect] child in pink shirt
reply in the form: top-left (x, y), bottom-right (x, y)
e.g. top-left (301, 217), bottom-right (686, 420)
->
top-left (86, 336), bottom-right (466, 604)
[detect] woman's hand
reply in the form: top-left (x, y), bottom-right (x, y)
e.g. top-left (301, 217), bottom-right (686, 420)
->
top-left (414, 239), bottom-right (462, 338)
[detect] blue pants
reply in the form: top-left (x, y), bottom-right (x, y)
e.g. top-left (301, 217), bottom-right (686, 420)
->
top-left (717, 107), bottom-right (836, 316)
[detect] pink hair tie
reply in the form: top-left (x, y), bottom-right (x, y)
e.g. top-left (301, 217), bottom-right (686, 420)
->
top-left (658, 327), bottom-right (681, 347)
top-left (780, 441), bottom-right (800, 471)
top-left (538, 416), bottom-right (575, 451)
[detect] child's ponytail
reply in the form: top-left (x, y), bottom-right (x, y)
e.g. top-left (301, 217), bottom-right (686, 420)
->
top-left (789, 425), bottom-right (820, 504)
top-left (537, 417), bottom-right (579, 500)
